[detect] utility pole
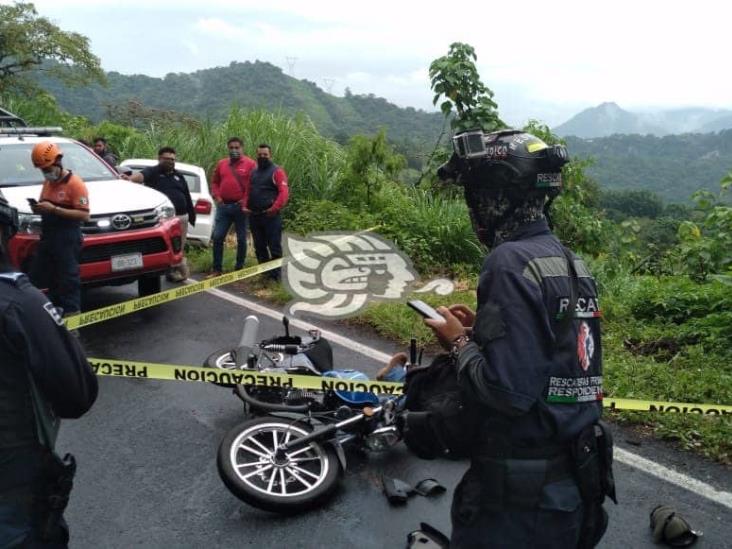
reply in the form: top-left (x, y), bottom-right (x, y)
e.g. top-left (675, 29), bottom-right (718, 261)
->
top-left (285, 57), bottom-right (298, 76)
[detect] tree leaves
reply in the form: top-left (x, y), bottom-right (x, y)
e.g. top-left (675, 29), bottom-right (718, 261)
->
top-left (428, 42), bottom-right (505, 132)
top-left (0, 2), bottom-right (105, 94)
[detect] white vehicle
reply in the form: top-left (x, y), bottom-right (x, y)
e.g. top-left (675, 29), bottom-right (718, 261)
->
top-left (119, 159), bottom-right (215, 246)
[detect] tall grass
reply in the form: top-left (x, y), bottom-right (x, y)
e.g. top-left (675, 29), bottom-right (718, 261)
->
top-left (115, 107), bottom-right (346, 209)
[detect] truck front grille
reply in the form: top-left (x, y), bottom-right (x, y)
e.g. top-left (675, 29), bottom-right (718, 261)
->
top-left (82, 209), bottom-right (159, 235)
top-left (80, 238), bottom-right (167, 263)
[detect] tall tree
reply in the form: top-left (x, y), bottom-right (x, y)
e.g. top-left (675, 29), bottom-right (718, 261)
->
top-left (0, 2), bottom-right (106, 93)
top-left (429, 42), bottom-right (504, 132)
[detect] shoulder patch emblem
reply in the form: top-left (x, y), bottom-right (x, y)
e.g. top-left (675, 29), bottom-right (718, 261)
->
top-left (79, 196), bottom-right (89, 206)
top-left (577, 321), bottom-right (595, 371)
top-left (43, 302), bottom-right (64, 326)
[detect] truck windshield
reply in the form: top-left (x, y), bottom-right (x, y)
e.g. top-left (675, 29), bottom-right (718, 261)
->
top-left (0, 141), bottom-right (117, 187)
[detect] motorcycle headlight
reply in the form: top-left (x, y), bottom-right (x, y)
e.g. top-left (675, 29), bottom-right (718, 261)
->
top-left (17, 213), bottom-right (42, 235)
top-left (154, 201), bottom-right (176, 221)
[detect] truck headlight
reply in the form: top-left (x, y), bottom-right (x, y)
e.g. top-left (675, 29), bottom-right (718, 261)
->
top-left (17, 213), bottom-right (42, 235)
top-left (155, 202), bottom-right (176, 221)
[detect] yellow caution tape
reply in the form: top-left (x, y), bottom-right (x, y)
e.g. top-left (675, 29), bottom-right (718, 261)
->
top-left (88, 357), bottom-right (732, 414)
top-left (87, 358), bottom-right (405, 395)
top-left (65, 259), bottom-right (280, 330)
top-left (65, 226), bottom-right (383, 330)
top-left (602, 397), bottom-right (731, 415)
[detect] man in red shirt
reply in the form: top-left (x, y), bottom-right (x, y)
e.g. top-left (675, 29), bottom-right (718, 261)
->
top-left (29, 141), bottom-right (90, 315)
top-left (243, 144), bottom-right (289, 281)
top-left (209, 137), bottom-right (256, 276)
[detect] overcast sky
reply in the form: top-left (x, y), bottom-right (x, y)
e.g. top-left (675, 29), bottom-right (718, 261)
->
top-left (17, 0), bottom-right (732, 126)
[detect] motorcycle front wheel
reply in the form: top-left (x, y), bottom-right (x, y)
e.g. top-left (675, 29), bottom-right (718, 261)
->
top-left (217, 417), bottom-right (342, 513)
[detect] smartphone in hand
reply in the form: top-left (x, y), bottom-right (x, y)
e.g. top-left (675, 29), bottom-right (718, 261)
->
top-left (27, 198), bottom-right (38, 207)
top-left (407, 300), bottom-right (445, 323)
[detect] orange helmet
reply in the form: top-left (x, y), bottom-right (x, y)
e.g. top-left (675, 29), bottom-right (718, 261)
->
top-left (31, 141), bottom-right (63, 169)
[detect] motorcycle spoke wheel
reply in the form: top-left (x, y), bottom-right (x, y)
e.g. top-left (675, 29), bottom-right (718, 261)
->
top-left (229, 422), bottom-right (330, 499)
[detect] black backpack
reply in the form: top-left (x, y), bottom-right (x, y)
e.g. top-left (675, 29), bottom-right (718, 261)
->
top-left (401, 353), bottom-right (479, 460)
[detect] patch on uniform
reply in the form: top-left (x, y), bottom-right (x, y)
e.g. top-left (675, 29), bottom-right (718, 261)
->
top-left (79, 196), bottom-right (89, 206)
top-left (556, 296), bottom-right (602, 319)
top-left (43, 302), bottom-right (64, 326)
top-left (536, 173), bottom-right (561, 188)
top-left (577, 321), bottom-right (595, 371)
top-left (546, 375), bottom-right (603, 403)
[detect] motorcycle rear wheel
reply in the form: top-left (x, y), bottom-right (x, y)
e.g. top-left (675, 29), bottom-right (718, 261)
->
top-left (217, 417), bottom-right (342, 513)
top-left (203, 348), bottom-right (238, 387)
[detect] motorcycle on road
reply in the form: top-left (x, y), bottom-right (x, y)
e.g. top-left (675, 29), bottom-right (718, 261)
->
top-left (205, 315), bottom-right (405, 513)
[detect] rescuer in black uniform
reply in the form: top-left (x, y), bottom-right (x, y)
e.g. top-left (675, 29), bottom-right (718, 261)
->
top-left (406, 130), bottom-right (614, 548)
top-left (0, 190), bottom-right (98, 547)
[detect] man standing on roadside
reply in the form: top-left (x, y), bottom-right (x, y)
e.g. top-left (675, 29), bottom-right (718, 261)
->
top-left (92, 137), bottom-right (118, 168)
top-left (29, 141), bottom-right (90, 316)
top-left (209, 137), bottom-right (256, 277)
top-left (244, 144), bottom-right (289, 282)
top-left (122, 147), bottom-right (196, 282)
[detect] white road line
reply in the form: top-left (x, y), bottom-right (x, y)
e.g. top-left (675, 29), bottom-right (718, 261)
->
top-left (207, 286), bottom-right (732, 510)
top-left (615, 447), bottom-right (732, 510)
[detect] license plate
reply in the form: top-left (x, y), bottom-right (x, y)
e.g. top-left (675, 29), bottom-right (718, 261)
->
top-left (111, 253), bottom-right (143, 272)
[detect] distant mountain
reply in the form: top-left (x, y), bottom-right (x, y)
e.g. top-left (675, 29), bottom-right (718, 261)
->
top-left (554, 102), bottom-right (665, 138)
top-left (35, 60), bottom-right (444, 161)
top-left (566, 131), bottom-right (732, 203)
top-left (555, 102), bottom-right (732, 138)
top-left (701, 113), bottom-right (732, 133)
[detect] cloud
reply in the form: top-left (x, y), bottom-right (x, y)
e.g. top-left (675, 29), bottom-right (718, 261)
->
top-left (195, 18), bottom-right (242, 40)
top-left (23, 0), bottom-right (732, 117)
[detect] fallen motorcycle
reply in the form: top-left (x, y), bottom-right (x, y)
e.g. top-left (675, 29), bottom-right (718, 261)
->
top-left (205, 315), bottom-right (404, 513)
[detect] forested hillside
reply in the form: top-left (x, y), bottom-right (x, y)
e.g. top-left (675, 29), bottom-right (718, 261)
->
top-left (567, 132), bottom-right (732, 203)
top-left (34, 61), bottom-right (732, 203)
top-left (37, 60), bottom-right (444, 165)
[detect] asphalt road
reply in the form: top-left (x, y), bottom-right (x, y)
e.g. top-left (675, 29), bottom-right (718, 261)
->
top-left (57, 281), bottom-right (732, 548)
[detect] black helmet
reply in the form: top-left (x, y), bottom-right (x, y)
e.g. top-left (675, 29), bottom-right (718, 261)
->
top-left (437, 130), bottom-right (569, 247)
top-left (438, 129), bottom-right (569, 196)
top-left (0, 191), bottom-right (19, 239)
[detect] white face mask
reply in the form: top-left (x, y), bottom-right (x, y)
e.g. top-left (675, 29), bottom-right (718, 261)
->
top-left (41, 166), bottom-right (62, 181)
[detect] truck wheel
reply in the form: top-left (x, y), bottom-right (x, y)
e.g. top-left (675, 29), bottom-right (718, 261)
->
top-left (138, 274), bottom-right (161, 297)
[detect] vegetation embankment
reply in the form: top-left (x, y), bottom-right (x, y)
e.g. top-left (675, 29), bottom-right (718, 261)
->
top-left (4, 48), bottom-right (731, 464)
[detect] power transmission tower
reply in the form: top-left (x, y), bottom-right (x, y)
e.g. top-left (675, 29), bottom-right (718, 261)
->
top-left (322, 78), bottom-right (335, 94)
top-left (285, 57), bottom-right (298, 76)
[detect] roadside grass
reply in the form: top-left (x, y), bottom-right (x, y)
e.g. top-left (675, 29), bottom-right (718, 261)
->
top-left (184, 240), bottom-right (290, 304)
